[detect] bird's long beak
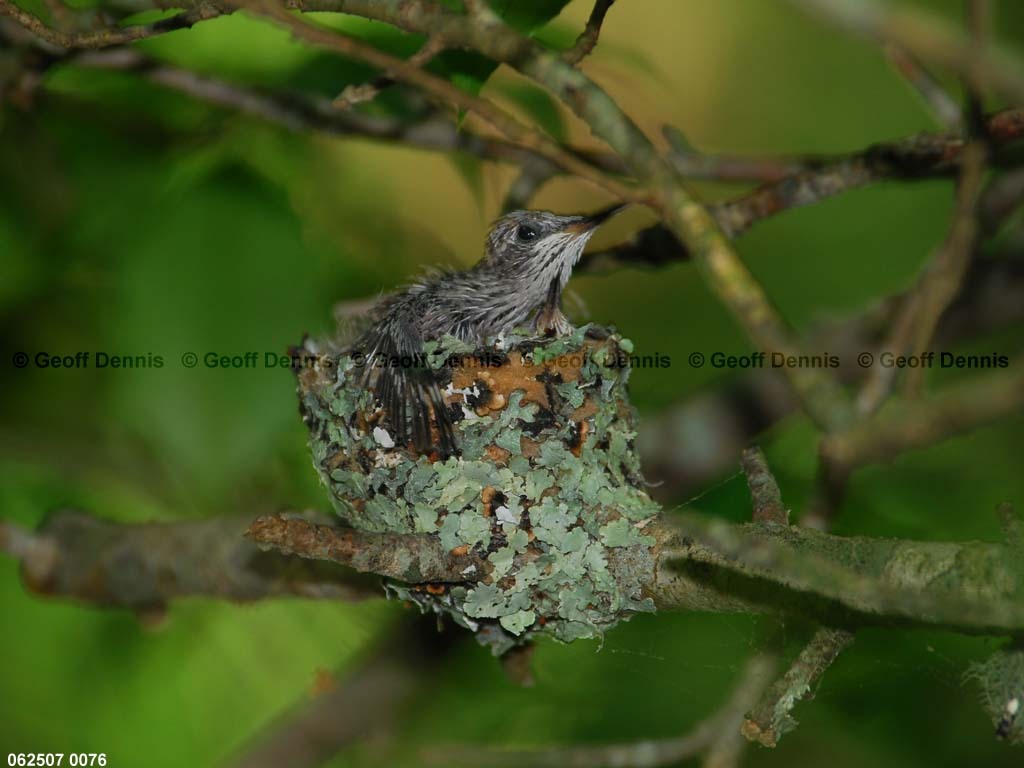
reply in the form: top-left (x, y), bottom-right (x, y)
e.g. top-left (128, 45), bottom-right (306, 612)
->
top-left (564, 203), bottom-right (629, 234)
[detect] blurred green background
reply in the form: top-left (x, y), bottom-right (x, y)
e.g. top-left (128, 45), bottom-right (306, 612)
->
top-left (2, 0), bottom-right (1024, 765)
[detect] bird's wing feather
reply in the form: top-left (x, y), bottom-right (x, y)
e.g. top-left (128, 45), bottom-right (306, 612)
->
top-left (354, 307), bottom-right (456, 457)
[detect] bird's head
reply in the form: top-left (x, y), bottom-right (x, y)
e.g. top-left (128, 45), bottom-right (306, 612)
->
top-left (483, 204), bottom-right (626, 288)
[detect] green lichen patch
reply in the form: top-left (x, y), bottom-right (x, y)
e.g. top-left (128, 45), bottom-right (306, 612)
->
top-left (967, 647), bottom-right (1024, 743)
top-left (296, 325), bottom-right (658, 654)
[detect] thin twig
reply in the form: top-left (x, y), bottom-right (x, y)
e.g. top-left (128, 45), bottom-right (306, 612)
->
top-left (980, 167), bottom-right (1024, 235)
top-left (563, 0), bottom-right (615, 66)
top-left (502, 155), bottom-right (559, 211)
top-left (740, 447), bottom-right (788, 525)
top-left (14, 27), bottom-right (1023, 235)
top-left (791, 0), bottom-right (1024, 103)
top-left (884, 43), bottom-right (961, 128)
top-left (424, 654), bottom-right (777, 768)
top-left (0, 0), bottom-right (220, 49)
top-left (901, 142), bottom-right (987, 395)
top-left (998, 503), bottom-right (1022, 549)
top-left (243, 0), bottom-right (645, 205)
top-left (742, 626), bottom-right (855, 747)
top-left (334, 34), bottom-right (445, 109)
top-left (964, 0), bottom-right (990, 133)
top-left (735, 455), bottom-right (852, 750)
top-left (856, 142), bottom-right (987, 412)
top-left (61, 47), bottom-right (564, 169)
top-left (2, 0), bottom-right (642, 200)
top-left (586, 107), bottom-right (1024, 270)
top-left (827, 364), bottom-right (1024, 471)
top-left (666, 190), bottom-right (856, 434)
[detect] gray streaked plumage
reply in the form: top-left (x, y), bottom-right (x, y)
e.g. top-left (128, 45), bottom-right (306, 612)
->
top-left (352, 205), bottom-right (625, 456)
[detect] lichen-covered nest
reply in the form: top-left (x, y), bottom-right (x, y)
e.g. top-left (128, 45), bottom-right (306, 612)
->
top-left (295, 324), bottom-right (660, 653)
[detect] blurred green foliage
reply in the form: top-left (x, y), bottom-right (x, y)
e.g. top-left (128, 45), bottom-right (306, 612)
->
top-left (1, 0), bottom-right (1024, 765)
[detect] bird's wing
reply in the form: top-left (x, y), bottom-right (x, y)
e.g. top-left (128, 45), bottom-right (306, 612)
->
top-left (354, 310), bottom-right (457, 458)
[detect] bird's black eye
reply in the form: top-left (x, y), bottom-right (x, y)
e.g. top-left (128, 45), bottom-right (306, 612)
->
top-left (516, 224), bottom-right (538, 242)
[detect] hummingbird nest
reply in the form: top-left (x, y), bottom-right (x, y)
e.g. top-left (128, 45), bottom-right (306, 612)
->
top-left (295, 324), bottom-right (660, 654)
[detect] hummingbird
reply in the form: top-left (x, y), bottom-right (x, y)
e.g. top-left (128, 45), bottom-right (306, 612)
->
top-left (351, 204), bottom-right (626, 457)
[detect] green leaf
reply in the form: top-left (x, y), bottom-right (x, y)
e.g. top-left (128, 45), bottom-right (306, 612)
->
top-left (494, 82), bottom-right (567, 143)
top-left (449, 153), bottom-right (486, 202)
top-left (486, 0), bottom-right (572, 34)
top-left (431, 1), bottom-right (572, 99)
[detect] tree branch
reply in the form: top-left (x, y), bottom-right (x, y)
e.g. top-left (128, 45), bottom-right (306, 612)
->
top-left (333, 33), bottom-right (445, 109)
top-left (424, 654), bottom-right (777, 768)
top-left (734, 447), bottom-right (852, 749)
top-left (651, 513), bottom-right (1024, 634)
top-left (0, 0), bottom-right (221, 49)
top-left (884, 43), bottom-right (961, 129)
top-left (857, 141), bottom-right (987, 412)
top-left (740, 447), bottom-right (789, 525)
top-left (10, 12), bottom-right (1023, 252)
top-left (0, 510), bottom-right (380, 609)
top-left (791, 0), bottom-right (1024, 103)
top-left (242, 0), bottom-right (645, 204)
top-left (248, 513), bottom-right (486, 583)
top-left (741, 626), bottom-right (854, 747)
top-left (58, 47), bottom-right (563, 168)
top-left (278, 2), bottom-right (855, 434)
top-left (826, 364), bottom-right (1024, 471)
top-left (667, 189), bottom-right (857, 433)
top-left (584, 107), bottom-right (1024, 270)
top-left (562, 0), bottom-right (614, 66)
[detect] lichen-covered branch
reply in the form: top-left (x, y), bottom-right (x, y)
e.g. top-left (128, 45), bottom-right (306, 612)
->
top-left (651, 513), bottom-right (1024, 634)
top-left (0, 510), bottom-right (380, 609)
top-left (967, 645), bottom-right (1024, 744)
top-left (741, 626), bottom-right (854, 747)
top-left (7, 479), bottom-right (1024, 644)
top-left (740, 447), bottom-right (789, 526)
top-left (735, 448), bottom-right (852, 749)
top-left (1000, 503), bottom-right (1023, 550)
top-left (248, 514), bottom-right (486, 583)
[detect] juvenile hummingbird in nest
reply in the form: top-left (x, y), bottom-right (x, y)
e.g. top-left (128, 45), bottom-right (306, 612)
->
top-left (351, 203), bottom-right (626, 457)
